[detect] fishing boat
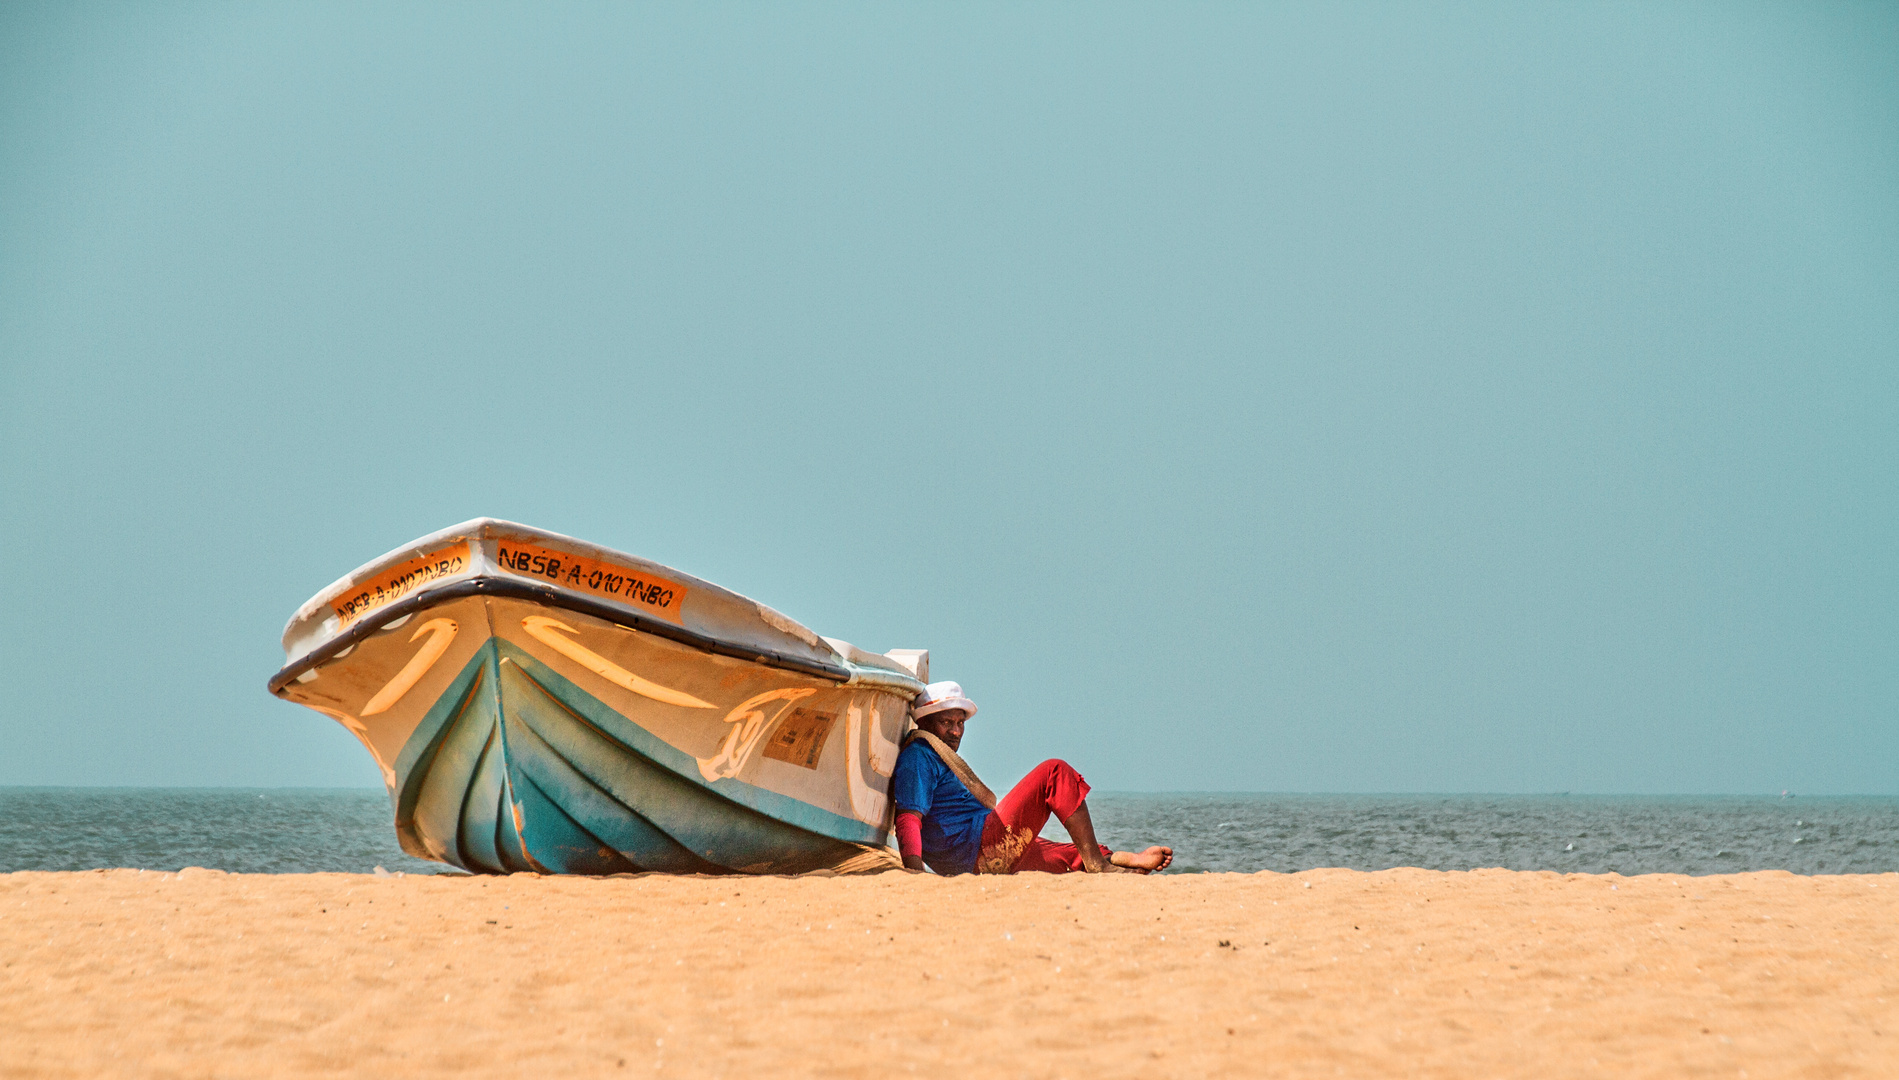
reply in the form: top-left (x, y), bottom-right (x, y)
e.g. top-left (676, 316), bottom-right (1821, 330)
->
top-left (267, 519), bottom-right (927, 875)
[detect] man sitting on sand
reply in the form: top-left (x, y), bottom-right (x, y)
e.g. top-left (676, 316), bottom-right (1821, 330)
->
top-left (891, 681), bottom-right (1174, 875)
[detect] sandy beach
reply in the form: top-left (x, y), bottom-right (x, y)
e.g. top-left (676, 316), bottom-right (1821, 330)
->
top-left (3, 868), bottom-right (1895, 1078)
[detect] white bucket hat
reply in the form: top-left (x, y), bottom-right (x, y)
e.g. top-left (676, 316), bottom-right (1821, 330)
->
top-left (913, 680), bottom-right (977, 721)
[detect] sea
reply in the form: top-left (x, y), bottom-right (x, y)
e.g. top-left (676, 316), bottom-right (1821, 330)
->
top-left (2, 788), bottom-right (1894, 876)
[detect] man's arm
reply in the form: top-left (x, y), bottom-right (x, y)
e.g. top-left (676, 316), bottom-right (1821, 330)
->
top-left (889, 744), bottom-right (933, 873)
top-left (894, 811), bottom-right (928, 873)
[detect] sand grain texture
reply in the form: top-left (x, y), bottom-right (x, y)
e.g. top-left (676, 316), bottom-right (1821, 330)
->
top-left (2, 868), bottom-right (1895, 1078)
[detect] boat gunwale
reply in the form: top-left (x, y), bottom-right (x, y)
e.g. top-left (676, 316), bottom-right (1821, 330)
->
top-left (266, 574), bottom-right (854, 695)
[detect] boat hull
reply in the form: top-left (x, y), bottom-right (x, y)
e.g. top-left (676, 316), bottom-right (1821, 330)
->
top-left (275, 589), bottom-right (911, 875)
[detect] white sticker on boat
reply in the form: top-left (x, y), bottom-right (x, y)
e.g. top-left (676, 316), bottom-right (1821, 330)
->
top-left (697, 688), bottom-right (818, 782)
top-left (762, 707), bottom-right (836, 769)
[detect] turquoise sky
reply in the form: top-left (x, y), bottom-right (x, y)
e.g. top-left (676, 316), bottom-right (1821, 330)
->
top-left (2, 3), bottom-right (1894, 793)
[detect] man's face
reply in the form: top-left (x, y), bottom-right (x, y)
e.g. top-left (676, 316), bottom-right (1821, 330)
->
top-left (915, 709), bottom-right (968, 751)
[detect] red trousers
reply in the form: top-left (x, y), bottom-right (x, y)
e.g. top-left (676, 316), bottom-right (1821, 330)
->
top-left (977, 759), bottom-right (1111, 874)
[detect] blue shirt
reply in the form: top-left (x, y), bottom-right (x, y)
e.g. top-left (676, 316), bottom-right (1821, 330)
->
top-left (890, 739), bottom-right (990, 876)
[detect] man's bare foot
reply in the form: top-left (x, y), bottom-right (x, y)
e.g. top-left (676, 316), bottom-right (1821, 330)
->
top-left (1110, 846), bottom-right (1174, 874)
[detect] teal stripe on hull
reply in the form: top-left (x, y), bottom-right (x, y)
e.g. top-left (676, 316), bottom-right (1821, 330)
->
top-left (496, 664), bottom-right (722, 873)
top-left (390, 639), bottom-right (875, 875)
top-left (416, 672), bottom-right (502, 866)
top-left (391, 651), bottom-right (491, 864)
top-left (456, 727), bottom-right (509, 871)
top-left (493, 641), bottom-right (885, 848)
top-left (507, 764), bottom-right (640, 875)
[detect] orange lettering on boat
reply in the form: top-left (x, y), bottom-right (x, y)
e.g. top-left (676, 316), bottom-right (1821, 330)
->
top-left (331, 542), bottom-right (470, 626)
top-left (495, 541), bottom-right (688, 623)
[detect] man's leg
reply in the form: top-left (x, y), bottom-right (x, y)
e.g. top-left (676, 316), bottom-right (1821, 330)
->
top-left (1054, 799), bottom-right (1119, 873)
top-left (993, 759), bottom-right (1089, 836)
top-left (976, 760), bottom-right (1175, 874)
top-left (1010, 837), bottom-right (1176, 873)
top-left (1011, 837), bottom-right (1112, 873)
top-left (981, 759), bottom-right (1118, 873)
